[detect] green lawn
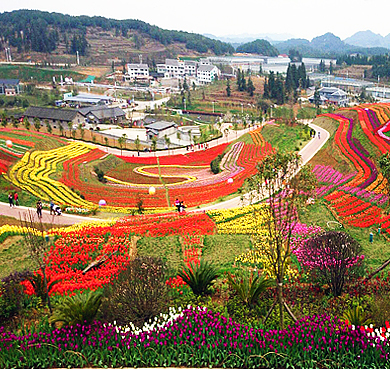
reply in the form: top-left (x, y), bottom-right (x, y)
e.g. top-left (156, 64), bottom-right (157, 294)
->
top-left (261, 123), bottom-right (311, 152)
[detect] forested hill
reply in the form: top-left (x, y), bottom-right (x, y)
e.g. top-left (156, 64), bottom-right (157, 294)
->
top-left (236, 39), bottom-right (279, 56)
top-left (0, 10), bottom-right (234, 62)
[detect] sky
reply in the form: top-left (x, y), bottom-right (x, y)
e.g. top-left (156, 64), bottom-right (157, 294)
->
top-left (0, 0), bottom-right (389, 41)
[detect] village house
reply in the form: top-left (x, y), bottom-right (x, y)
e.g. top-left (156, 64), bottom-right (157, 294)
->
top-left (24, 106), bottom-right (85, 129)
top-left (145, 121), bottom-right (177, 140)
top-left (0, 79), bottom-right (21, 95)
top-left (197, 64), bottom-right (220, 84)
top-left (78, 106), bottom-right (126, 126)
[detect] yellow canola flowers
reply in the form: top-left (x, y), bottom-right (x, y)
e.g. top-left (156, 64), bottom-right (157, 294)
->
top-left (4, 143), bottom-right (95, 208)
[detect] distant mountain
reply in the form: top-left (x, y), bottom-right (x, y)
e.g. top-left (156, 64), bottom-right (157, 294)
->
top-left (344, 30), bottom-right (390, 49)
top-left (236, 39), bottom-right (279, 56)
top-left (276, 32), bottom-right (389, 57)
top-left (203, 33), bottom-right (293, 45)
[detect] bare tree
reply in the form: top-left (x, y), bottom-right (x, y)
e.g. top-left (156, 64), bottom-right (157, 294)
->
top-left (20, 211), bottom-right (54, 313)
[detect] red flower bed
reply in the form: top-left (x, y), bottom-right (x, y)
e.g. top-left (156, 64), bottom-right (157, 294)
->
top-left (23, 212), bottom-right (216, 295)
top-left (59, 132), bottom-right (274, 208)
top-left (120, 142), bottom-right (230, 166)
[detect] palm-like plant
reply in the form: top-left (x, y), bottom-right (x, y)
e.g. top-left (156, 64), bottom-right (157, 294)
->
top-left (50, 290), bottom-right (102, 326)
top-left (342, 305), bottom-right (372, 327)
top-left (227, 271), bottom-right (273, 307)
top-left (178, 260), bottom-right (219, 296)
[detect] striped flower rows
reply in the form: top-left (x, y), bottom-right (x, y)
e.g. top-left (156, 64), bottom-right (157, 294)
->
top-left (4, 142), bottom-right (95, 208)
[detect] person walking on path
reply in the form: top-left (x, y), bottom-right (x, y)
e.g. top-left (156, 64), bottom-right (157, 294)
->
top-left (8, 193), bottom-right (14, 207)
top-left (14, 192), bottom-right (19, 206)
top-left (49, 200), bottom-right (54, 215)
top-left (36, 200), bottom-right (43, 219)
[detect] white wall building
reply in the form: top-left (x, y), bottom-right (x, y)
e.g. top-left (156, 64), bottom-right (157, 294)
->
top-left (197, 65), bottom-right (220, 84)
top-left (126, 64), bottom-right (149, 79)
top-left (157, 59), bottom-right (185, 78)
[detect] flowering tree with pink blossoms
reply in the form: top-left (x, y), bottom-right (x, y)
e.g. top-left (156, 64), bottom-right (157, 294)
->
top-left (296, 231), bottom-right (364, 296)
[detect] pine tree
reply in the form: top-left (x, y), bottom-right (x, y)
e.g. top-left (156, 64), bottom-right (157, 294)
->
top-left (247, 77), bottom-right (255, 96)
top-left (226, 80), bottom-right (231, 97)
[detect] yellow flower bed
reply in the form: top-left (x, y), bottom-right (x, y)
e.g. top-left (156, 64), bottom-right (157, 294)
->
top-left (0, 224), bottom-right (46, 240)
top-left (208, 205), bottom-right (298, 280)
top-left (207, 204), bottom-right (267, 233)
top-left (4, 143), bottom-right (95, 208)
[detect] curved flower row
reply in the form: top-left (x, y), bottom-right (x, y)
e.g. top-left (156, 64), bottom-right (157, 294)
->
top-left (4, 142), bottom-right (96, 208)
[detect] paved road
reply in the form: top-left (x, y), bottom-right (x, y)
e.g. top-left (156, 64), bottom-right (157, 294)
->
top-left (0, 121), bottom-right (329, 224)
top-left (0, 204), bottom-right (100, 226)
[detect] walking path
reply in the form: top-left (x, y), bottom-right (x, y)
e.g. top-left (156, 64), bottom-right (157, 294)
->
top-left (0, 121), bottom-right (329, 225)
top-left (0, 203), bottom-right (100, 226)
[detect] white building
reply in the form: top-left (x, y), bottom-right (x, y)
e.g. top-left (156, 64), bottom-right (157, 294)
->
top-left (197, 65), bottom-right (220, 84)
top-left (184, 60), bottom-right (198, 76)
top-left (157, 59), bottom-right (185, 78)
top-left (126, 64), bottom-right (149, 79)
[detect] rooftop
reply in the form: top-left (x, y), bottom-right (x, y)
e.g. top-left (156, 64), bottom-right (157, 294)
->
top-left (24, 106), bottom-right (79, 121)
top-left (145, 121), bottom-right (177, 131)
top-left (0, 79), bottom-right (19, 85)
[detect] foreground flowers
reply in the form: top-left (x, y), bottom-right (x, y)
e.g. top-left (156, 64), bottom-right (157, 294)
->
top-left (0, 307), bottom-right (388, 368)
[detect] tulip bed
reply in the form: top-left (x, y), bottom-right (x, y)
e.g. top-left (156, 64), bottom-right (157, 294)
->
top-left (1, 308), bottom-right (389, 368)
top-left (316, 104), bottom-right (390, 232)
top-left (18, 212), bottom-right (216, 295)
top-left (56, 128), bottom-right (273, 208)
top-left (0, 128), bottom-right (66, 174)
top-left (4, 142), bottom-right (96, 208)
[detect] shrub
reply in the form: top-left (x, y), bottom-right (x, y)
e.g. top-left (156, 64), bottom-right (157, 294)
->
top-left (178, 259), bottom-right (219, 296)
top-left (101, 256), bottom-right (168, 327)
top-left (94, 165), bottom-right (107, 183)
top-left (210, 153), bottom-right (225, 174)
top-left (342, 305), bottom-right (372, 327)
top-left (27, 274), bottom-right (61, 306)
top-left (227, 271), bottom-right (273, 307)
top-left (50, 290), bottom-right (103, 326)
top-left (0, 270), bottom-right (32, 323)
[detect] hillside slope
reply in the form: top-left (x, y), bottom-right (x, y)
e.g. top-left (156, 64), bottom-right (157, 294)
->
top-left (0, 10), bottom-right (234, 65)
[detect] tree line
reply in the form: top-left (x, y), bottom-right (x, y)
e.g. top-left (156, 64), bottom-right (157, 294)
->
top-left (0, 9), bottom-right (234, 55)
top-left (263, 63), bottom-right (309, 105)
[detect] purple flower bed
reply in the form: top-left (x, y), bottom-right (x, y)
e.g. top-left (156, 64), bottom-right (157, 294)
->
top-left (0, 308), bottom-right (388, 368)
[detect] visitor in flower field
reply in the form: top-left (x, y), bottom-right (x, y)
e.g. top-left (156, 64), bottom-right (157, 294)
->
top-left (36, 200), bottom-right (43, 219)
top-left (13, 192), bottom-right (18, 206)
top-left (49, 200), bottom-right (54, 215)
top-left (8, 193), bottom-right (14, 207)
top-left (174, 198), bottom-right (180, 212)
top-left (179, 200), bottom-right (186, 212)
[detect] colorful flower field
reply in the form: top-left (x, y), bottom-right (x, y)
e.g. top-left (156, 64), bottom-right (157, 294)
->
top-left (315, 103), bottom-right (390, 232)
top-left (0, 126), bottom-right (273, 209)
top-left (0, 128), bottom-right (66, 174)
